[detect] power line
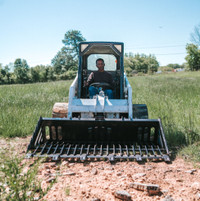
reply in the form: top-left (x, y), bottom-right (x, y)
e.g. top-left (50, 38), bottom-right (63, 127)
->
top-left (125, 44), bottom-right (185, 50)
top-left (154, 52), bottom-right (186, 56)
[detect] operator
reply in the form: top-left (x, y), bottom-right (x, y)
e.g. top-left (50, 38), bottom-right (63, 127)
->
top-left (85, 58), bottom-right (114, 99)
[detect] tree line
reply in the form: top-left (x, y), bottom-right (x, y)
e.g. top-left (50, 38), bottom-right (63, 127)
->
top-left (1, 25), bottom-right (200, 85)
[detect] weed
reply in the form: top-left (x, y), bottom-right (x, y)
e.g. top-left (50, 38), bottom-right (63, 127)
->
top-left (65, 186), bottom-right (70, 196)
top-left (0, 155), bottom-right (54, 201)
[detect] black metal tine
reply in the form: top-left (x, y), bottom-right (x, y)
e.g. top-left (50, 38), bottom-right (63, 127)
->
top-left (86, 144), bottom-right (90, 155)
top-left (106, 144), bottom-right (109, 156)
top-left (151, 145), bottom-right (156, 156)
top-left (144, 145), bottom-right (149, 156)
top-left (132, 145), bottom-right (136, 155)
top-left (93, 144), bottom-right (97, 155)
top-left (125, 145), bottom-right (129, 156)
top-left (34, 128), bottom-right (42, 146)
top-left (47, 142), bottom-right (53, 154)
top-left (36, 131), bottom-right (43, 145)
top-left (119, 144), bottom-right (122, 156)
top-left (138, 145), bottom-right (142, 156)
top-left (100, 144), bottom-right (103, 155)
top-left (80, 144), bottom-right (84, 155)
top-left (66, 144), bottom-right (71, 155)
top-left (53, 142), bottom-right (59, 154)
top-left (157, 145), bottom-right (163, 155)
top-left (73, 144), bottom-right (78, 155)
top-left (113, 144), bottom-right (115, 155)
top-left (40, 142), bottom-right (48, 155)
top-left (59, 143), bottom-right (65, 155)
top-left (32, 144), bottom-right (41, 155)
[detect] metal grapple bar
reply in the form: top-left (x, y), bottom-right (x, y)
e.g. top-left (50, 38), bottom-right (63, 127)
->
top-left (26, 117), bottom-right (170, 161)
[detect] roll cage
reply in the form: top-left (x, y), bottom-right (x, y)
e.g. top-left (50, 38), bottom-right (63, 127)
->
top-left (77, 42), bottom-right (124, 99)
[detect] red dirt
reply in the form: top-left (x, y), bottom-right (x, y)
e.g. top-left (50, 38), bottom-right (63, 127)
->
top-left (1, 137), bottom-right (200, 201)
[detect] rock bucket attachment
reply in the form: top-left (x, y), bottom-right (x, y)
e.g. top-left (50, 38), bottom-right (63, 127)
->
top-left (26, 117), bottom-right (170, 162)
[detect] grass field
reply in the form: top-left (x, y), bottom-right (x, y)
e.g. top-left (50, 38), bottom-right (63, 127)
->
top-left (0, 81), bottom-right (71, 137)
top-left (0, 71), bottom-right (200, 148)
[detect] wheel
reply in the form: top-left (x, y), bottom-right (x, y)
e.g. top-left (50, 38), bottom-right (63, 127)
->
top-left (132, 104), bottom-right (148, 119)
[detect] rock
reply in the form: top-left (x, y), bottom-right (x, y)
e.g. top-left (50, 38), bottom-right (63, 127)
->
top-left (163, 195), bottom-right (175, 201)
top-left (61, 161), bottom-right (69, 166)
top-left (91, 168), bottom-right (98, 175)
top-left (161, 189), bottom-right (169, 194)
top-left (46, 177), bottom-right (56, 183)
top-left (191, 182), bottom-right (200, 190)
top-left (164, 169), bottom-right (173, 173)
top-left (185, 169), bottom-right (197, 174)
top-left (50, 163), bottom-right (57, 168)
top-left (176, 179), bottom-right (183, 182)
top-left (68, 163), bottom-right (75, 167)
top-left (63, 172), bottom-right (76, 176)
top-left (129, 182), bottom-right (160, 195)
top-left (196, 193), bottom-right (200, 200)
top-left (133, 173), bottom-right (146, 178)
top-left (114, 190), bottom-right (132, 200)
top-left (116, 172), bottom-right (122, 176)
top-left (41, 180), bottom-right (48, 191)
top-left (106, 166), bottom-right (114, 170)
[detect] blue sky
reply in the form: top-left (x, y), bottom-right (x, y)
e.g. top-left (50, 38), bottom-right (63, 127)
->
top-left (0, 0), bottom-right (200, 67)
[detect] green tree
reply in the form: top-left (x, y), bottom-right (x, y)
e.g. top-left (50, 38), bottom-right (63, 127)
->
top-left (0, 64), bottom-right (13, 84)
top-left (146, 55), bottom-right (159, 73)
top-left (30, 65), bottom-right (55, 82)
top-left (62, 30), bottom-right (86, 57)
top-left (52, 30), bottom-right (86, 74)
top-left (190, 23), bottom-right (200, 46)
top-left (124, 53), bottom-right (159, 74)
top-left (0, 63), bottom-right (5, 84)
top-left (14, 58), bottom-right (30, 83)
top-left (52, 47), bottom-right (78, 74)
top-left (185, 44), bottom-right (200, 71)
top-left (167, 63), bottom-right (182, 69)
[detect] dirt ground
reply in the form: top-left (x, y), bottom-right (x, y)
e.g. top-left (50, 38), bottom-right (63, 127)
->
top-left (1, 137), bottom-right (200, 201)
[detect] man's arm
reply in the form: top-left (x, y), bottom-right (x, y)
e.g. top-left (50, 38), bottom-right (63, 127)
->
top-left (84, 72), bottom-right (94, 86)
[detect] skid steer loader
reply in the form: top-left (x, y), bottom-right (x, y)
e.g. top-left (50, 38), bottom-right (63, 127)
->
top-left (26, 42), bottom-right (170, 162)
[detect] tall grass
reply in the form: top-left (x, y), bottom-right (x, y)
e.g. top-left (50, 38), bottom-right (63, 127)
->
top-left (129, 71), bottom-right (200, 146)
top-left (0, 80), bottom-right (71, 137)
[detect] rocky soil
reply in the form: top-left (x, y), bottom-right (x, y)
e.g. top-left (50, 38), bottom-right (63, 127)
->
top-left (1, 137), bottom-right (200, 201)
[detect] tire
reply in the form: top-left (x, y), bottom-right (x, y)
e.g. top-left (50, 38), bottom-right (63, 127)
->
top-left (132, 104), bottom-right (148, 119)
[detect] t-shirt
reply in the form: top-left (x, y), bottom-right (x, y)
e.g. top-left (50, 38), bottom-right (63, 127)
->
top-left (87, 71), bottom-right (114, 89)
